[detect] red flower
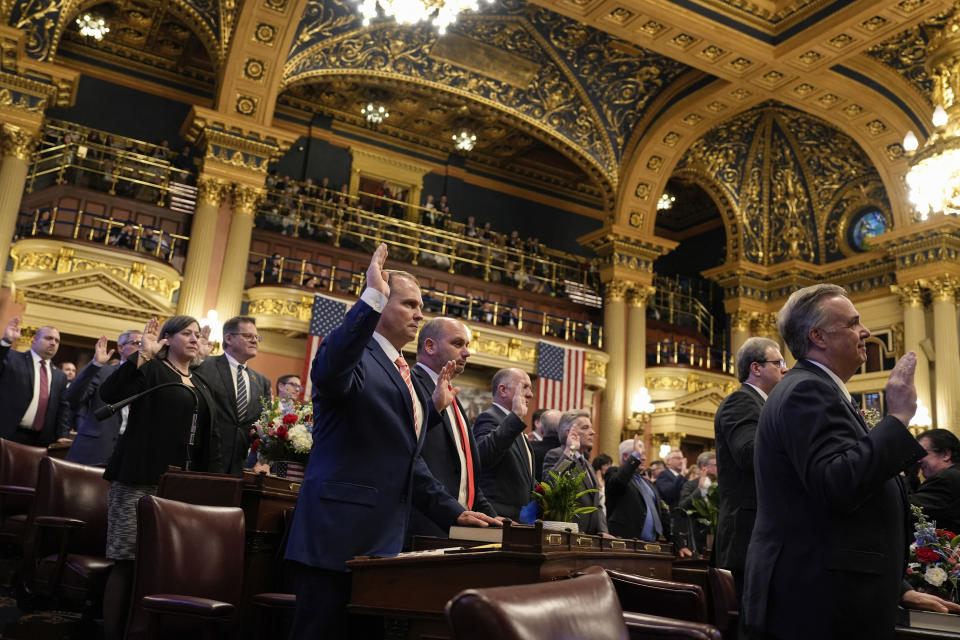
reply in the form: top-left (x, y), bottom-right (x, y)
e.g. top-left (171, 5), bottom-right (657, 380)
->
top-left (251, 438), bottom-right (260, 452)
top-left (283, 413), bottom-right (298, 425)
top-left (534, 484), bottom-right (545, 495)
top-left (937, 529), bottom-right (957, 540)
top-left (276, 425), bottom-right (289, 440)
top-left (917, 547), bottom-right (940, 563)
top-left (907, 567), bottom-right (914, 574)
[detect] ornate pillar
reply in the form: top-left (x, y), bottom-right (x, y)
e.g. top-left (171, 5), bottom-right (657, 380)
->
top-left (178, 176), bottom-right (229, 318)
top-left (894, 282), bottom-right (931, 422)
top-left (729, 310), bottom-right (752, 359)
top-left (215, 185), bottom-right (266, 318)
top-left (625, 285), bottom-right (654, 411)
top-left (0, 125), bottom-right (36, 275)
top-left (929, 277), bottom-right (960, 431)
top-left (599, 280), bottom-right (629, 460)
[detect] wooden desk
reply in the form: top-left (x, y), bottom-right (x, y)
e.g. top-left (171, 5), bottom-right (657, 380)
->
top-left (347, 548), bottom-right (674, 639)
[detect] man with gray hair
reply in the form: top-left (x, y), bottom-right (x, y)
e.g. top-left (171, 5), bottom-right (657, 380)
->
top-left (542, 409), bottom-right (608, 535)
top-left (743, 284), bottom-right (926, 639)
top-left (713, 336), bottom-right (786, 600)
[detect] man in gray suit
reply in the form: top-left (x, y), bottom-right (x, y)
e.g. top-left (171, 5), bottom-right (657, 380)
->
top-left (194, 315), bottom-right (271, 475)
top-left (543, 409), bottom-right (608, 535)
top-left (64, 330), bottom-right (142, 466)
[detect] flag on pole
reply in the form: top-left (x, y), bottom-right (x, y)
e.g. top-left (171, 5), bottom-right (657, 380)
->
top-left (536, 341), bottom-right (585, 411)
top-left (301, 294), bottom-right (348, 400)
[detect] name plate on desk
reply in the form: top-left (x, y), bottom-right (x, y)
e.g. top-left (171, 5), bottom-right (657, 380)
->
top-left (499, 520), bottom-right (650, 554)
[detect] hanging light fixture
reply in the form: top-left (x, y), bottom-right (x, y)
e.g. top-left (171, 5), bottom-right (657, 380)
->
top-left (361, 102), bottom-right (389, 124)
top-left (357, 0), bottom-right (493, 34)
top-left (452, 130), bottom-right (476, 151)
top-left (657, 192), bottom-right (675, 211)
top-left (903, 7), bottom-right (960, 221)
top-left (76, 14), bottom-right (110, 40)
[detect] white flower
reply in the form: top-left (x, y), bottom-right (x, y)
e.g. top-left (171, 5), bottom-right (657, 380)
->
top-left (287, 424), bottom-right (313, 453)
top-left (925, 566), bottom-right (948, 587)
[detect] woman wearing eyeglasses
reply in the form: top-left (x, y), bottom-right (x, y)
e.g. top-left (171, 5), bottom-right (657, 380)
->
top-left (99, 315), bottom-right (219, 640)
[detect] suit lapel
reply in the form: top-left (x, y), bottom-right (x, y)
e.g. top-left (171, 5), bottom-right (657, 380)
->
top-left (368, 342), bottom-right (417, 435)
top-left (215, 356), bottom-right (237, 420)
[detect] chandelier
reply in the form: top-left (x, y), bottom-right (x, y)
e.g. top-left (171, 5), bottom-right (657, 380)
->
top-left (357, 0), bottom-right (490, 34)
top-left (76, 14), bottom-right (110, 40)
top-left (657, 192), bottom-right (675, 211)
top-left (452, 130), bottom-right (476, 151)
top-left (903, 8), bottom-right (960, 220)
top-left (361, 102), bottom-right (389, 124)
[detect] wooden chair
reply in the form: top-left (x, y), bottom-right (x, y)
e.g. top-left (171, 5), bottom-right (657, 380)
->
top-left (706, 567), bottom-right (739, 638)
top-left (588, 566), bottom-right (709, 623)
top-left (0, 440), bottom-right (47, 548)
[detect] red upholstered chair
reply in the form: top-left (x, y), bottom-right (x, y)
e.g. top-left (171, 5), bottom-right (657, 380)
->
top-left (19, 457), bottom-right (113, 613)
top-left (125, 495), bottom-right (245, 640)
top-left (0, 440), bottom-right (48, 546)
top-left (706, 567), bottom-right (739, 638)
top-left (597, 567), bottom-right (709, 623)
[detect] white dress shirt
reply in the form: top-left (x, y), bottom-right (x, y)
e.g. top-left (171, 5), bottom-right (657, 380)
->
top-left (416, 362), bottom-right (468, 507)
top-left (224, 351), bottom-right (251, 409)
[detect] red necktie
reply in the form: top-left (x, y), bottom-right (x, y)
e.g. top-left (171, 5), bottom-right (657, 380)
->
top-left (32, 360), bottom-right (49, 432)
top-left (394, 356), bottom-right (421, 437)
top-left (451, 397), bottom-right (475, 509)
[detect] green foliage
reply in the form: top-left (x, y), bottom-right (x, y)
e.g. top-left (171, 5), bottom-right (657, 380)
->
top-left (686, 483), bottom-right (719, 533)
top-left (531, 469), bottom-right (598, 523)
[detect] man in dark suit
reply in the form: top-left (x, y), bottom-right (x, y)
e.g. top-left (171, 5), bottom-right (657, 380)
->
top-left (743, 284), bottom-right (926, 640)
top-left (473, 368), bottom-right (535, 521)
top-left (193, 315), bottom-right (271, 475)
top-left (408, 317), bottom-right (498, 540)
top-left (911, 428), bottom-right (960, 533)
top-left (542, 410), bottom-right (608, 535)
top-left (530, 409), bottom-right (561, 482)
top-left (285, 244), bottom-right (497, 639)
top-left (677, 451), bottom-right (718, 557)
top-left (713, 336), bottom-right (786, 599)
top-left (64, 329), bottom-right (142, 466)
top-left (654, 448), bottom-right (687, 507)
top-left (0, 318), bottom-right (70, 446)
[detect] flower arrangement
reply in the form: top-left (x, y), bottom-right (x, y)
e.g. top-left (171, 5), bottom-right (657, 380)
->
top-left (251, 396), bottom-right (313, 464)
top-left (528, 469), bottom-right (598, 523)
top-left (686, 482), bottom-right (720, 533)
top-left (906, 505), bottom-right (960, 602)
top-left (861, 408), bottom-right (883, 429)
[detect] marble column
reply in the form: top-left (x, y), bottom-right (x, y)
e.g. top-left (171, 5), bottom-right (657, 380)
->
top-left (599, 280), bottom-right (629, 460)
top-left (624, 285), bottom-right (654, 416)
top-left (215, 185), bottom-right (265, 319)
top-left (178, 176), bottom-right (229, 318)
top-left (0, 125), bottom-right (36, 277)
top-left (894, 282), bottom-right (931, 423)
top-left (930, 277), bottom-right (960, 432)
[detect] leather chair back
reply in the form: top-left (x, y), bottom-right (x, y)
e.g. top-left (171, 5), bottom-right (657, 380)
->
top-left (157, 470), bottom-right (243, 508)
top-left (622, 611), bottom-right (724, 640)
top-left (30, 457), bottom-right (110, 556)
top-left (706, 567), bottom-right (738, 633)
top-left (126, 496), bottom-right (245, 639)
top-left (601, 567), bottom-right (709, 623)
top-left (445, 570), bottom-right (629, 640)
top-left (0, 440), bottom-right (47, 515)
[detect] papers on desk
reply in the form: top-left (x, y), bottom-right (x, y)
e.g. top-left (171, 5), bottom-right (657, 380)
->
top-left (396, 547), bottom-right (463, 557)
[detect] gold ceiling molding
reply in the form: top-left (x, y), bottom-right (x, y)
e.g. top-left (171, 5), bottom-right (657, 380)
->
top-left (579, 224), bottom-right (678, 284)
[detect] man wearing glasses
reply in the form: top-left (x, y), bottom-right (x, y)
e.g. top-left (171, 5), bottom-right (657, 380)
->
top-left (276, 375), bottom-right (302, 412)
top-left (713, 337), bottom-right (786, 603)
top-left (64, 329), bottom-right (143, 466)
top-left (195, 316), bottom-right (272, 475)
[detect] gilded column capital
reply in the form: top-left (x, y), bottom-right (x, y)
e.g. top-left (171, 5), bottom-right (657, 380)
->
top-left (605, 279), bottom-right (631, 303)
top-left (752, 311), bottom-right (778, 336)
top-left (925, 276), bottom-right (960, 303)
top-left (232, 184), bottom-right (266, 215)
top-left (892, 282), bottom-right (926, 307)
top-left (730, 309), bottom-right (755, 331)
top-left (196, 175), bottom-right (230, 207)
top-left (1, 124), bottom-right (36, 161)
top-left (626, 285), bottom-right (656, 307)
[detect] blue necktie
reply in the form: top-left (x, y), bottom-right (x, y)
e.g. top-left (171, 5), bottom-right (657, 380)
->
top-left (236, 364), bottom-right (248, 421)
top-left (633, 474), bottom-right (663, 541)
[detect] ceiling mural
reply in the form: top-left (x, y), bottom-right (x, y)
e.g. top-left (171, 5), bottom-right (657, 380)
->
top-left (283, 0), bottom-right (691, 187)
top-left (675, 102), bottom-right (890, 265)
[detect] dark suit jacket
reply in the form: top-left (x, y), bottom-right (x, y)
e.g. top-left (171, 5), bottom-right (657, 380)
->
top-left (64, 360), bottom-right (122, 466)
top-left (285, 298), bottom-right (462, 572)
top-left (605, 456), bottom-right (672, 542)
top-left (531, 432), bottom-right (561, 483)
top-left (910, 463), bottom-right (960, 534)
top-left (677, 478), bottom-right (709, 555)
top-left (0, 343), bottom-right (68, 444)
top-left (743, 359), bottom-right (925, 640)
top-left (101, 358), bottom-right (221, 485)
top-left (713, 383), bottom-right (764, 571)
top-left (473, 405), bottom-right (535, 521)
top-left (542, 447), bottom-right (607, 535)
top-left (407, 365), bottom-right (495, 539)
top-left (193, 355), bottom-right (271, 475)
top-left (654, 468), bottom-right (686, 508)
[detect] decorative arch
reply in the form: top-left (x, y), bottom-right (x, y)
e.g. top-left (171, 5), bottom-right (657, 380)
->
top-left (670, 167), bottom-right (740, 261)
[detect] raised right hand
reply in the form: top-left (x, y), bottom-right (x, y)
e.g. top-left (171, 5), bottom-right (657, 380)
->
top-left (886, 351), bottom-right (918, 426)
top-left (366, 243), bottom-right (390, 298)
top-left (140, 317), bottom-right (167, 359)
top-left (3, 317), bottom-right (20, 344)
top-left (93, 335), bottom-right (115, 365)
top-left (511, 380), bottom-right (528, 418)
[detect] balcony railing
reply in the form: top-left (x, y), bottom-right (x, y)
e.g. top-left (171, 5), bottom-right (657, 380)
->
top-left (249, 252), bottom-right (602, 347)
top-left (16, 207), bottom-right (188, 267)
top-left (647, 340), bottom-right (734, 375)
top-left (649, 275), bottom-right (719, 346)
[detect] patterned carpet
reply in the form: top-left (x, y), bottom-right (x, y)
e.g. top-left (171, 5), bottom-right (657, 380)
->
top-left (0, 585), bottom-right (93, 639)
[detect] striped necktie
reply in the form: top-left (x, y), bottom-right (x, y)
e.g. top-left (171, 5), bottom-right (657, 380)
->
top-left (394, 356), bottom-right (421, 437)
top-left (236, 364), bottom-right (248, 421)
top-left (451, 398), bottom-right (474, 509)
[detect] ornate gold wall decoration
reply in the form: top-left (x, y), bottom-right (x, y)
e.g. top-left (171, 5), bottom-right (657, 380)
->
top-left (682, 113), bottom-right (703, 126)
top-left (243, 58), bottom-right (266, 81)
top-left (893, 281), bottom-right (926, 306)
top-left (699, 45), bottom-right (724, 61)
top-left (817, 93), bottom-right (840, 107)
top-left (232, 184), bottom-right (266, 214)
top-left (639, 20), bottom-right (665, 36)
top-left (628, 211), bottom-right (643, 227)
top-left (646, 155), bottom-right (663, 171)
top-left (670, 33), bottom-right (696, 48)
top-left (793, 83), bottom-right (815, 97)
top-left (1, 122), bottom-right (36, 160)
top-left (761, 70), bottom-right (785, 84)
top-left (866, 119), bottom-right (887, 136)
top-left (861, 15), bottom-right (889, 31)
top-left (797, 50), bottom-right (822, 64)
top-left (626, 284), bottom-right (655, 306)
top-left (235, 94), bottom-right (258, 116)
top-left (634, 182), bottom-right (651, 199)
top-left (196, 175), bottom-right (230, 206)
top-left (729, 88), bottom-right (751, 100)
top-left (828, 33), bottom-right (854, 48)
top-left (886, 143), bottom-right (904, 159)
top-left (924, 275), bottom-right (960, 302)
top-left (729, 57), bottom-right (752, 71)
top-left (605, 8), bottom-right (632, 25)
top-left (662, 131), bottom-right (680, 147)
top-left (706, 101), bottom-right (727, 112)
top-left (254, 23), bottom-right (276, 45)
top-left (843, 104), bottom-right (863, 117)
top-left (605, 279), bottom-right (631, 303)
top-left (585, 352), bottom-right (607, 378)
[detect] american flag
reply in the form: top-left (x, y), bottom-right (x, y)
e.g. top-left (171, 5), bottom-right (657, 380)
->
top-left (536, 341), bottom-right (585, 411)
top-left (301, 294), bottom-right (349, 400)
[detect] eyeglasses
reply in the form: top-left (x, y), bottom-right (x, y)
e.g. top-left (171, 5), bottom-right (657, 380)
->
top-left (284, 382), bottom-right (302, 390)
top-left (119, 340), bottom-right (142, 347)
top-left (227, 332), bottom-right (263, 342)
top-left (760, 360), bottom-right (787, 369)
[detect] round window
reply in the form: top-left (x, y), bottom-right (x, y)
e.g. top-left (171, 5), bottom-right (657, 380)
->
top-left (848, 209), bottom-right (889, 252)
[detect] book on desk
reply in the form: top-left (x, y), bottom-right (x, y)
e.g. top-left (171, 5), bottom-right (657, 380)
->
top-left (907, 609), bottom-right (960, 634)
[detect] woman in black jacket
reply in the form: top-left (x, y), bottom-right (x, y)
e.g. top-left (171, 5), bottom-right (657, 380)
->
top-left (99, 315), bottom-right (219, 640)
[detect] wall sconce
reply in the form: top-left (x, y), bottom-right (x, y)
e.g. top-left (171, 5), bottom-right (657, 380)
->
top-left (625, 387), bottom-right (655, 434)
top-left (200, 309), bottom-right (223, 355)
